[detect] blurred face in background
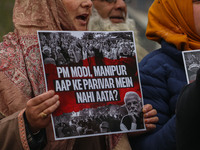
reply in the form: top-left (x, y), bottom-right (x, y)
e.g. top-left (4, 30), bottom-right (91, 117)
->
top-left (62, 0), bottom-right (93, 30)
top-left (193, 0), bottom-right (200, 36)
top-left (92, 0), bottom-right (127, 23)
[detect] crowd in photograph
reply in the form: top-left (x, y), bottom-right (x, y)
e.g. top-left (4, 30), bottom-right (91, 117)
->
top-left (38, 32), bottom-right (136, 66)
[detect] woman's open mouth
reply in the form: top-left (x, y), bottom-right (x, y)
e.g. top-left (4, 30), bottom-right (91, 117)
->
top-left (76, 14), bottom-right (89, 25)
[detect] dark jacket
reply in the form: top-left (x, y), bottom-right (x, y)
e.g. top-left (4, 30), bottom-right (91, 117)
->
top-left (130, 40), bottom-right (187, 150)
top-left (176, 69), bottom-right (200, 150)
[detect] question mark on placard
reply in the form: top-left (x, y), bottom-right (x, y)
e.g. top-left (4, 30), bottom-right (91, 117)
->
top-left (113, 90), bottom-right (118, 101)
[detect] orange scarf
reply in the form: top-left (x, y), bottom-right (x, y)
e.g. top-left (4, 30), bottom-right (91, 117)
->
top-left (146, 0), bottom-right (200, 50)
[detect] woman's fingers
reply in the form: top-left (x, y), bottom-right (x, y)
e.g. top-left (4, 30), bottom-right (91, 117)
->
top-left (145, 123), bottom-right (156, 130)
top-left (26, 91), bottom-right (59, 114)
top-left (36, 94), bottom-right (60, 114)
top-left (142, 104), bottom-right (159, 131)
top-left (144, 109), bottom-right (157, 118)
top-left (144, 116), bottom-right (159, 124)
top-left (25, 90), bottom-right (60, 132)
top-left (145, 117), bottom-right (158, 131)
top-left (143, 104), bottom-right (152, 113)
top-left (143, 104), bottom-right (158, 118)
top-left (41, 100), bottom-right (60, 116)
top-left (28, 90), bottom-right (55, 106)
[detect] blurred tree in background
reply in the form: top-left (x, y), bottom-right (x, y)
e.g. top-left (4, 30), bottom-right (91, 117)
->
top-left (0, 0), bottom-right (15, 42)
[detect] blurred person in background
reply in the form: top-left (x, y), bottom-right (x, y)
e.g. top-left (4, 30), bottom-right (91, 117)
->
top-left (176, 68), bottom-right (200, 150)
top-left (88, 0), bottom-right (149, 61)
top-left (130, 0), bottom-right (200, 150)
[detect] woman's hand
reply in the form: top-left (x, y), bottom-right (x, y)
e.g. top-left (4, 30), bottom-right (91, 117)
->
top-left (143, 104), bottom-right (159, 131)
top-left (25, 90), bottom-right (60, 133)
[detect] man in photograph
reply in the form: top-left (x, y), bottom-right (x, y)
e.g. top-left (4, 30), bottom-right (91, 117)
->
top-left (120, 91), bottom-right (143, 131)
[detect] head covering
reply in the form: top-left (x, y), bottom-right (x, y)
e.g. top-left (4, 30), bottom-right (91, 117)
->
top-left (0, 0), bottom-right (77, 98)
top-left (146, 0), bottom-right (200, 50)
top-left (13, 0), bottom-right (76, 36)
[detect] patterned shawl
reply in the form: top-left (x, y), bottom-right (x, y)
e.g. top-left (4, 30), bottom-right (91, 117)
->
top-left (0, 0), bottom-right (124, 149)
top-left (146, 0), bottom-right (200, 50)
top-left (0, 0), bottom-right (76, 99)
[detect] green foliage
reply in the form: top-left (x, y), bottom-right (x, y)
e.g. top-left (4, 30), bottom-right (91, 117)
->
top-left (0, 0), bottom-right (15, 42)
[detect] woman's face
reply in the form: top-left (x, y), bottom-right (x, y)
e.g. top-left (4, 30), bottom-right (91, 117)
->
top-left (193, 0), bottom-right (200, 36)
top-left (62, 0), bottom-right (92, 31)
